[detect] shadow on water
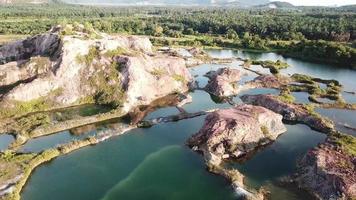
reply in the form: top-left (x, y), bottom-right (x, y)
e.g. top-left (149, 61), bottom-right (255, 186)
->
top-left (101, 145), bottom-right (236, 200)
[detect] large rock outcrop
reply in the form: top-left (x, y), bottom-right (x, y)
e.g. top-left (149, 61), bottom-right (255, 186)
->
top-left (188, 104), bottom-right (286, 166)
top-left (295, 135), bottom-right (356, 200)
top-left (204, 67), bottom-right (243, 97)
top-left (241, 94), bottom-right (334, 133)
top-left (0, 25), bottom-right (192, 118)
top-left (244, 74), bottom-right (291, 89)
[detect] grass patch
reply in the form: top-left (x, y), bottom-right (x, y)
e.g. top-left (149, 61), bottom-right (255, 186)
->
top-left (331, 133), bottom-right (356, 157)
top-left (76, 45), bottom-right (100, 65)
top-left (172, 74), bottom-right (186, 83)
top-left (104, 47), bottom-right (128, 58)
top-left (150, 68), bottom-right (167, 77)
top-left (0, 88), bottom-right (63, 119)
top-left (252, 59), bottom-right (289, 74)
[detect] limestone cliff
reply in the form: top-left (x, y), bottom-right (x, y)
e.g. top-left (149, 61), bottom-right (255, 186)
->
top-left (0, 25), bottom-right (192, 118)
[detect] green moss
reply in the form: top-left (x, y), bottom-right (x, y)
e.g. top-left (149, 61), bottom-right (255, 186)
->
top-left (104, 47), bottom-right (128, 58)
top-left (291, 74), bottom-right (314, 84)
top-left (14, 113), bottom-right (51, 136)
top-left (172, 74), bottom-right (186, 83)
top-left (76, 45), bottom-right (100, 65)
top-left (85, 62), bottom-right (125, 108)
top-left (260, 125), bottom-right (269, 136)
top-left (278, 89), bottom-right (295, 103)
top-left (331, 134), bottom-right (356, 157)
top-left (252, 59), bottom-right (289, 74)
top-left (150, 68), bottom-right (167, 77)
top-left (0, 88), bottom-right (63, 119)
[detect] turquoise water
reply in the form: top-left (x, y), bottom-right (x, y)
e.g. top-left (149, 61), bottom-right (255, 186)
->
top-left (20, 49), bottom-right (356, 200)
top-left (21, 117), bottom-right (236, 200)
top-left (343, 92), bottom-right (356, 103)
top-left (0, 134), bottom-right (13, 151)
top-left (292, 92), bottom-right (310, 104)
top-left (20, 129), bottom-right (98, 153)
top-left (207, 49), bottom-right (356, 91)
top-left (316, 108), bottom-right (356, 136)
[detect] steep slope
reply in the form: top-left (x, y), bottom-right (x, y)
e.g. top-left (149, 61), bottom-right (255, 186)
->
top-left (0, 24), bottom-right (193, 119)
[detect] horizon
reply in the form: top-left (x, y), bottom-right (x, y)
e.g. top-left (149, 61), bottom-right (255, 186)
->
top-left (270, 0), bottom-right (356, 6)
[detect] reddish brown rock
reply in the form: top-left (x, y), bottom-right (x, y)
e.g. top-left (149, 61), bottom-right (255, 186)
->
top-left (245, 74), bottom-right (291, 89)
top-left (205, 67), bottom-right (242, 97)
top-left (188, 104), bottom-right (286, 166)
top-left (296, 138), bottom-right (356, 200)
top-left (241, 94), bottom-right (334, 133)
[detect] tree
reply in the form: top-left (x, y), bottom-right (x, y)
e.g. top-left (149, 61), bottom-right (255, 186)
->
top-left (226, 29), bottom-right (238, 40)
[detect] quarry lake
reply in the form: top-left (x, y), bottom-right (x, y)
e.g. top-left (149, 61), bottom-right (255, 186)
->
top-left (21, 49), bottom-right (356, 200)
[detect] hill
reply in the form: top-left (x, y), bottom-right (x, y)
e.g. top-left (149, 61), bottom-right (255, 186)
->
top-left (256, 1), bottom-right (295, 9)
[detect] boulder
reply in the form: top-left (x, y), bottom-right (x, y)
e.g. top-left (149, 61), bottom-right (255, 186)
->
top-left (241, 94), bottom-right (334, 133)
top-left (205, 67), bottom-right (243, 97)
top-left (119, 54), bottom-right (192, 111)
top-left (245, 74), bottom-right (291, 89)
top-left (295, 138), bottom-right (356, 200)
top-left (188, 104), bottom-right (286, 166)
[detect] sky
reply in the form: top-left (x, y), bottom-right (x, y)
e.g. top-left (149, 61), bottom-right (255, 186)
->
top-left (271, 0), bottom-right (356, 6)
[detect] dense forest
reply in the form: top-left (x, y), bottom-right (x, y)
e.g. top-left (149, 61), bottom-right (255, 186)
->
top-left (0, 3), bottom-right (355, 67)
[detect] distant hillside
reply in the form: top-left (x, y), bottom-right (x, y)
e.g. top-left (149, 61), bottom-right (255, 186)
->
top-left (338, 4), bottom-right (356, 12)
top-left (0, 0), bottom-right (44, 3)
top-left (60, 0), bottom-right (269, 6)
top-left (256, 1), bottom-right (295, 9)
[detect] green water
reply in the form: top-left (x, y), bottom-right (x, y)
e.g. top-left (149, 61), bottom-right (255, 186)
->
top-left (20, 49), bottom-right (356, 200)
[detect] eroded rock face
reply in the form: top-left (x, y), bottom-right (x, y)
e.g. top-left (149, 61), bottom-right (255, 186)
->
top-left (241, 94), bottom-right (334, 133)
top-left (205, 67), bottom-right (242, 97)
top-left (295, 141), bottom-right (356, 200)
top-left (188, 104), bottom-right (286, 166)
top-left (0, 27), bottom-right (191, 117)
top-left (119, 54), bottom-right (192, 111)
top-left (0, 33), bottom-right (60, 65)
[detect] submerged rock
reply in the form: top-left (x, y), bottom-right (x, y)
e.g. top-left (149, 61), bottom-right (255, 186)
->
top-left (188, 104), bottom-right (286, 166)
top-left (295, 135), bottom-right (356, 200)
top-left (241, 94), bottom-right (334, 133)
top-left (204, 67), bottom-right (243, 97)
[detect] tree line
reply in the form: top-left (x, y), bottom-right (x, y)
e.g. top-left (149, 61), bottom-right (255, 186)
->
top-left (0, 4), bottom-right (355, 42)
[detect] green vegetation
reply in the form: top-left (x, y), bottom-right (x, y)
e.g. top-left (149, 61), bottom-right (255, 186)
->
top-left (150, 68), bottom-right (167, 77)
top-left (278, 89), bottom-right (295, 103)
top-left (288, 74), bottom-right (344, 104)
top-left (260, 125), bottom-right (270, 137)
top-left (252, 60), bottom-right (289, 74)
top-left (0, 88), bottom-right (63, 119)
top-left (0, 5), bottom-right (354, 67)
top-left (76, 45), bottom-right (100, 65)
top-left (104, 47), bottom-right (127, 58)
top-left (331, 133), bottom-right (356, 157)
top-left (172, 74), bottom-right (186, 83)
top-left (0, 34), bottom-right (27, 45)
